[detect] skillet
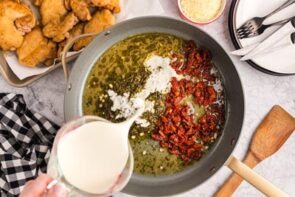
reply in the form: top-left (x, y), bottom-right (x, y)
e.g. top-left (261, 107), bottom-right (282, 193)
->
top-left (64, 16), bottom-right (244, 196)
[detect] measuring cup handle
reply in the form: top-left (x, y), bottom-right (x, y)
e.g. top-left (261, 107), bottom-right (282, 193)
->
top-left (61, 32), bottom-right (100, 81)
top-left (225, 156), bottom-right (289, 197)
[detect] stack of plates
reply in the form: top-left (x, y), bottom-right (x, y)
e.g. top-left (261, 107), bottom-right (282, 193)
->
top-left (229, 0), bottom-right (295, 75)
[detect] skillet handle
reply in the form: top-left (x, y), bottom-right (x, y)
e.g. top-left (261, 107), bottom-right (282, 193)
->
top-left (225, 156), bottom-right (289, 197)
top-left (61, 32), bottom-right (100, 81)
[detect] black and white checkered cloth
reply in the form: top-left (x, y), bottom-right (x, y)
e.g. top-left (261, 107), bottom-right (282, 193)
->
top-left (0, 93), bottom-right (59, 196)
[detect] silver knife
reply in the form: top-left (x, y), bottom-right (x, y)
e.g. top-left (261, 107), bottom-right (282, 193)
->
top-left (241, 18), bottom-right (295, 61)
top-left (240, 32), bottom-right (295, 60)
top-left (231, 44), bottom-right (259, 56)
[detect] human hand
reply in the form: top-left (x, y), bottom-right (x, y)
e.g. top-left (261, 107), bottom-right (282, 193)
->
top-left (20, 174), bottom-right (67, 197)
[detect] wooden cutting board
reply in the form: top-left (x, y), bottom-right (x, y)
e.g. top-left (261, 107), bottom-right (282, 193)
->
top-left (215, 105), bottom-right (295, 197)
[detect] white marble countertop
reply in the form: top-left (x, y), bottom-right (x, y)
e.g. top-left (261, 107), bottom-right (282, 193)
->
top-left (1, 0), bottom-right (294, 196)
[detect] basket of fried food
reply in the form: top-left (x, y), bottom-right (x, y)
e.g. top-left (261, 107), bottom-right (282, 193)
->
top-left (0, 0), bottom-right (120, 87)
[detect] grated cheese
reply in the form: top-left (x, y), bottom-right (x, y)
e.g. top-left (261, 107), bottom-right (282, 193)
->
top-left (180, 0), bottom-right (224, 22)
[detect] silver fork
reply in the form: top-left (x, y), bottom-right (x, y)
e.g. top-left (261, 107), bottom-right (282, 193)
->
top-left (237, 0), bottom-right (295, 39)
top-left (237, 17), bottom-right (293, 39)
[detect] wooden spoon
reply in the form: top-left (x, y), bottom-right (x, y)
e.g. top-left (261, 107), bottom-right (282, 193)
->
top-left (215, 105), bottom-right (295, 197)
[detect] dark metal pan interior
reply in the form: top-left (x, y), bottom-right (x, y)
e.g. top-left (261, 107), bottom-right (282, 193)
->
top-left (64, 16), bottom-right (244, 196)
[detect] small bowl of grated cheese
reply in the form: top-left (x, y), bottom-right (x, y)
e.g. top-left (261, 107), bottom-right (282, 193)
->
top-left (178, 0), bottom-right (226, 25)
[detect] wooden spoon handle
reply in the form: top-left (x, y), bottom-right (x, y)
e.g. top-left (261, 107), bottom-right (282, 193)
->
top-left (224, 156), bottom-right (289, 197)
top-left (215, 152), bottom-right (260, 197)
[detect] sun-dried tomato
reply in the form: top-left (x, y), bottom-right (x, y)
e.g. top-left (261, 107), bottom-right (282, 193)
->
top-left (152, 133), bottom-right (165, 141)
top-left (152, 40), bottom-right (225, 164)
top-left (169, 148), bottom-right (180, 155)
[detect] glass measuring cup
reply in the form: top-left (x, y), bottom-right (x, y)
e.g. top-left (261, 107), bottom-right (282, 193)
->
top-left (47, 116), bottom-right (134, 196)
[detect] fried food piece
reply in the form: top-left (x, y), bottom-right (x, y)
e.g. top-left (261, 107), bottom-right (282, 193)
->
top-left (73, 9), bottom-right (115, 50)
top-left (17, 27), bottom-right (57, 67)
top-left (70, 0), bottom-right (91, 21)
top-left (40, 0), bottom-right (67, 25)
top-left (70, 22), bottom-right (85, 38)
top-left (43, 12), bottom-right (79, 42)
top-left (0, 0), bottom-right (36, 51)
top-left (91, 0), bottom-right (120, 13)
top-left (105, 0), bottom-right (120, 13)
top-left (33, 0), bottom-right (43, 7)
top-left (57, 22), bottom-right (85, 57)
top-left (90, 0), bottom-right (110, 7)
top-left (64, 0), bottom-right (71, 10)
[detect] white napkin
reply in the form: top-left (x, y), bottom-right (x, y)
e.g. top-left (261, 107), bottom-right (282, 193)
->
top-left (240, 21), bottom-right (295, 60)
top-left (4, 0), bottom-right (164, 80)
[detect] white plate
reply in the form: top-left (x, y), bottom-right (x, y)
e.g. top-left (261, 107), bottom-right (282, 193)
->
top-left (234, 0), bottom-right (295, 74)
